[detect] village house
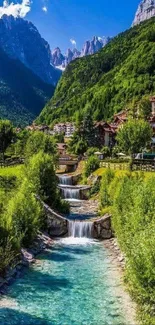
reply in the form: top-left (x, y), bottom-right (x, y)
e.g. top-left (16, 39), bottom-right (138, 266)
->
top-left (57, 143), bottom-right (68, 156)
top-left (150, 96), bottom-right (155, 116)
top-left (26, 123), bottom-right (50, 133)
top-left (53, 123), bottom-right (75, 137)
top-left (94, 122), bottom-right (115, 147)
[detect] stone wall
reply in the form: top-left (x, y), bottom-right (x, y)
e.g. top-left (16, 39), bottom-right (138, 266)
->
top-left (93, 215), bottom-right (113, 239)
top-left (43, 203), bottom-right (68, 237)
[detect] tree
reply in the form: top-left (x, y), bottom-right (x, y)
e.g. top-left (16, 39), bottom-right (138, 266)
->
top-left (0, 120), bottom-right (14, 161)
top-left (6, 180), bottom-right (42, 247)
top-left (116, 119), bottom-right (152, 156)
top-left (138, 98), bottom-right (152, 120)
top-left (26, 151), bottom-right (69, 213)
top-left (25, 151), bottom-right (58, 206)
top-left (85, 156), bottom-right (100, 177)
top-left (25, 131), bottom-right (56, 159)
top-left (82, 108), bottom-right (99, 147)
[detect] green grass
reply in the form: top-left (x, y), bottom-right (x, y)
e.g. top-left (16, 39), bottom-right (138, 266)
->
top-left (0, 165), bottom-right (24, 179)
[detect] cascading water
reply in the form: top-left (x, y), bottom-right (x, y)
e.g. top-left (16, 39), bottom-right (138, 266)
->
top-left (58, 175), bottom-right (72, 185)
top-left (58, 174), bottom-right (81, 200)
top-left (61, 188), bottom-right (80, 200)
top-left (69, 221), bottom-right (93, 238)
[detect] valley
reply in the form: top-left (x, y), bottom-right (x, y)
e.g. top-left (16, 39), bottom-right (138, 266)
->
top-left (0, 1), bottom-right (155, 325)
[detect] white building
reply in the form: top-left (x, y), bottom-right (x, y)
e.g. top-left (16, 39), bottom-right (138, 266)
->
top-left (150, 96), bottom-right (155, 116)
top-left (53, 123), bottom-right (75, 137)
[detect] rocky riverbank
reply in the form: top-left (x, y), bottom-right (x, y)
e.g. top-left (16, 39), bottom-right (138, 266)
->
top-left (0, 232), bottom-right (54, 296)
top-left (104, 238), bottom-right (138, 325)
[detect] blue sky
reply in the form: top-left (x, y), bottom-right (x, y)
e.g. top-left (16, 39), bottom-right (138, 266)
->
top-left (0, 0), bottom-right (140, 53)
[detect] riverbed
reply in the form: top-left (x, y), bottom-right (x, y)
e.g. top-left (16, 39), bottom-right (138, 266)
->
top-left (0, 237), bottom-right (136, 325)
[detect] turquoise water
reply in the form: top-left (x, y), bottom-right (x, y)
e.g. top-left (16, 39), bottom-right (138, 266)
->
top-left (0, 239), bottom-right (127, 325)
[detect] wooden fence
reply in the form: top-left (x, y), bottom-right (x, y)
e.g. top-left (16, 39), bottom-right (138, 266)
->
top-left (100, 159), bottom-right (155, 172)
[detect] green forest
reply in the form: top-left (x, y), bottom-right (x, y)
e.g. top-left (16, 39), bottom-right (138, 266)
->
top-left (38, 17), bottom-right (155, 125)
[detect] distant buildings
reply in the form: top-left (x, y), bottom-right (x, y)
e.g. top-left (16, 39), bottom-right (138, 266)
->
top-left (53, 123), bottom-right (75, 137)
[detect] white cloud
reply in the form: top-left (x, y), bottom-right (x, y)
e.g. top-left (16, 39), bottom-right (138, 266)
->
top-left (42, 5), bottom-right (47, 13)
top-left (70, 38), bottom-right (76, 46)
top-left (0, 0), bottom-right (31, 19)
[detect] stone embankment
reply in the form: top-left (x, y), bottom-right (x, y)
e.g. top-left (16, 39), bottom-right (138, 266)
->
top-left (104, 238), bottom-right (125, 269)
top-left (0, 233), bottom-right (53, 295)
top-left (93, 214), bottom-right (113, 239)
top-left (43, 202), bottom-right (68, 237)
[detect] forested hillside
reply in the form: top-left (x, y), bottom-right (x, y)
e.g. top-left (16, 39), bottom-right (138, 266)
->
top-left (0, 48), bottom-right (54, 126)
top-left (38, 17), bottom-right (155, 125)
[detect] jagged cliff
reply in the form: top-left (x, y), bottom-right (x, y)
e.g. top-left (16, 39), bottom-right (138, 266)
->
top-left (0, 15), bottom-right (61, 85)
top-left (132, 0), bottom-right (155, 26)
top-left (51, 36), bottom-right (111, 70)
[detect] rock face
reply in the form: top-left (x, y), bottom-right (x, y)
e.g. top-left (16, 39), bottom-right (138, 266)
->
top-left (51, 47), bottom-right (65, 68)
top-left (43, 203), bottom-right (68, 237)
top-left (0, 15), bottom-right (61, 85)
top-left (51, 36), bottom-right (111, 70)
top-left (132, 0), bottom-right (155, 26)
top-left (93, 215), bottom-right (113, 239)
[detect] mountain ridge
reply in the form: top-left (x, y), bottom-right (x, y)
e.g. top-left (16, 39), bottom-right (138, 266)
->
top-left (0, 14), bottom-right (61, 85)
top-left (38, 17), bottom-right (155, 125)
top-left (51, 36), bottom-right (111, 70)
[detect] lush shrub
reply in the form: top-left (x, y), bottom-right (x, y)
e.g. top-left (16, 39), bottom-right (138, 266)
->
top-left (99, 171), bottom-right (155, 324)
top-left (25, 151), bottom-right (70, 214)
top-left (85, 156), bottom-right (100, 177)
top-left (86, 147), bottom-right (99, 157)
top-left (5, 180), bottom-right (42, 247)
top-left (99, 169), bottom-right (115, 207)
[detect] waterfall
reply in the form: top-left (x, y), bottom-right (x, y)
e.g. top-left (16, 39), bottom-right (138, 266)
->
top-left (68, 221), bottom-right (93, 238)
top-left (61, 188), bottom-right (80, 200)
top-left (58, 175), bottom-right (72, 185)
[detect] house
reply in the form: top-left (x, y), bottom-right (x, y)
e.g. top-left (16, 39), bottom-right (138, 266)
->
top-left (113, 111), bottom-right (128, 126)
top-left (150, 96), bottom-right (155, 116)
top-left (94, 122), bottom-right (115, 147)
top-left (26, 123), bottom-right (50, 133)
top-left (53, 123), bottom-right (66, 134)
top-left (57, 143), bottom-right (67, 156)
top-left (53, 123), bottom-right (75, 137)
top-left (65, 123), bottom-right (75, 137)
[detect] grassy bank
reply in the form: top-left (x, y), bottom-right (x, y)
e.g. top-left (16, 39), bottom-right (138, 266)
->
top-left (98, 169), bottom-right (155, 325)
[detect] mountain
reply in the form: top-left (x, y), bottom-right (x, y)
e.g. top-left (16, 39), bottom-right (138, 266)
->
top-left (38, 18), bottom-right (155, 125)
top-left (132, 0), bottom-right (155, 26)
top-left (0, 15), bottom-right (61, 85)
top-left (51, 36), bottom-right (111, 69)
top-left (0, 46), bottom-right (54, 126)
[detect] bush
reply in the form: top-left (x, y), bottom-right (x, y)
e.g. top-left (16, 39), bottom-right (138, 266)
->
top-left (99, 169), bottom-right (115, 207)
top-left (86, 147), bottom-right (99, 157)
top-left (99, 170), bottom-right (155, 324)
top-left (85, 156), bottom-right (100, 177)
top-left (5, 179), bottom-right (42, 247)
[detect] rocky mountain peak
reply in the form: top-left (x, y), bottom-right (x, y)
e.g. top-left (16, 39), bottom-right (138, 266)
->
top-left (0, 15), bottom-right (61, 85)
top-left (132, 0), bottom-right (155, 26)
top-left (51, 36), bottom-right (112, 70)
